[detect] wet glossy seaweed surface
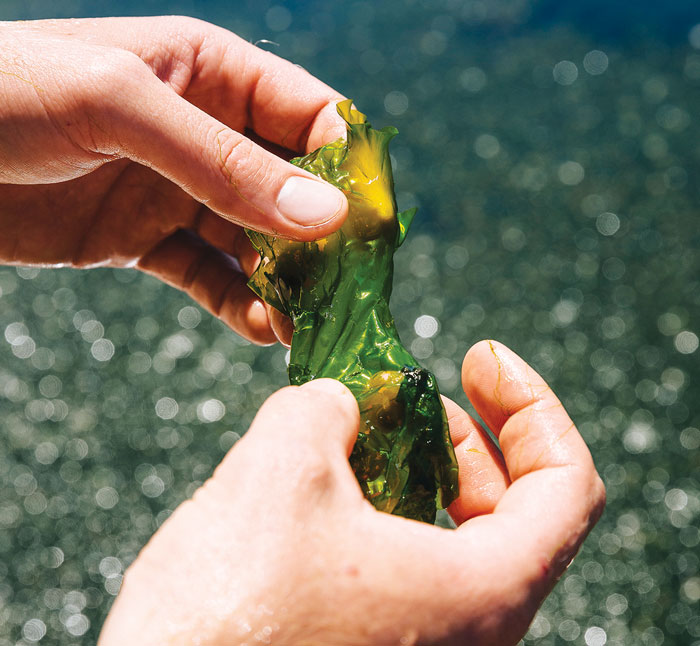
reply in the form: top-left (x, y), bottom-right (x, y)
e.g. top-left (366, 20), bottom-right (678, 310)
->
top-left (247, 101), bottom-right (459, 523)
top-left (1, 1), bottom-right (700, 644)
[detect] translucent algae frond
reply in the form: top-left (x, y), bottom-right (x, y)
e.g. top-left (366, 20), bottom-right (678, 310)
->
top-left (247, 100), bottom-right (459, 523)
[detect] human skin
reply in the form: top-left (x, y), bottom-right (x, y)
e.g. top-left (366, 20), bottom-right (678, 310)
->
top-left (0, 17), bottom-right (606, 643)
top-left (99, 340), bottom-right (605, 646)
top-left (0, 16), bottom-right (347, 345)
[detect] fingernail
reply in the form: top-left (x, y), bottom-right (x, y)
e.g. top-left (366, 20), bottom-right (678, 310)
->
top-left (277, 176), bottom-right (345, 226)
top-left (270, 309), bottom-right (294, 349)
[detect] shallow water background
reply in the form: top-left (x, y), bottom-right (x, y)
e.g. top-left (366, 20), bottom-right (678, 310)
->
top-left (1, 1), bottom-right (700, 644)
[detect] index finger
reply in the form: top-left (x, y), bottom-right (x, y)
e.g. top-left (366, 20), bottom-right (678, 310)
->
top-left (141, 17), bottom-right (349, 151)
top-left (459, 340), bottom-right (605, 578)
top-left (216, 43), bottom-right (347, 153)
top-left (41, 17), bottom-right (347, 152)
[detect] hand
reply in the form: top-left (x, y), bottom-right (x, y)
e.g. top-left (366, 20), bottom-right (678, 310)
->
top-left (98, 340), bottom-right (605, 646)
top-left (0, 17), bottom-right (347, 345)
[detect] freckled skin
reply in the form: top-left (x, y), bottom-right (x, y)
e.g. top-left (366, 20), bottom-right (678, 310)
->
top-left (247, 101), bottom-right (459, 523)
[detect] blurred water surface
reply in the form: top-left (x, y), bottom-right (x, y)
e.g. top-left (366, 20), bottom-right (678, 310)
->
top-left (1, 1), bottom-right (700, 644)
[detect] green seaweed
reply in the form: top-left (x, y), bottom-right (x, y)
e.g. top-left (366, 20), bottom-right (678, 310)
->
top-left (247, 100), bottom-right (459, 523)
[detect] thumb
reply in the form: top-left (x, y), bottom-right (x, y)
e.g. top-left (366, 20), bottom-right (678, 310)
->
top-left (213, 379), bottom-right (363, 507)
top-left (249, 379), bottom-right (361, 459)
top-left (110, 70), bottom-right (348, 241)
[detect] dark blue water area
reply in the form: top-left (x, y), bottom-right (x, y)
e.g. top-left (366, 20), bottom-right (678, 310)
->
top-left (527, 0), bottom-right (700, 45)
top-left (4, 0), bottom-right (700, 45)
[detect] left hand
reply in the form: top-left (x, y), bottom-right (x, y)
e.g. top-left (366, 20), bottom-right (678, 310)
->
top-left (98, 341), bottom-right (605, 646)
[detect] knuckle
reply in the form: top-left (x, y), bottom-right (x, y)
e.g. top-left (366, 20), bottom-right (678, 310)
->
top-left (158, 15), bottom-right (209, 57)
top-left (211, 127), bottom-right (280, 196)
top-left (71, 50), bottom-right (151, 153)
top-left (212, 128), bottom-right (256, 182)
top-left (85, 49), bottom-right (149, 89)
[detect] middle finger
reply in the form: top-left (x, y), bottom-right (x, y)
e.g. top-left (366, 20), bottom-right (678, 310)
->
top-left (442, 396), bottom-right (510, 525)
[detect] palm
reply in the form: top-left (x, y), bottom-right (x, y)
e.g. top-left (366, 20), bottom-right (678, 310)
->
top-left (0, 161), bottom-right (203, 267)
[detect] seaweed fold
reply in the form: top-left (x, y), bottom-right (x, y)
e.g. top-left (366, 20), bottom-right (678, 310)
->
top-left (247, 100), bottom-right (459, 523)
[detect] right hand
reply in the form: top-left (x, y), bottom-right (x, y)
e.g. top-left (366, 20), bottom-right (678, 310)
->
top-left (0, 16), bottom-right (348, 344)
